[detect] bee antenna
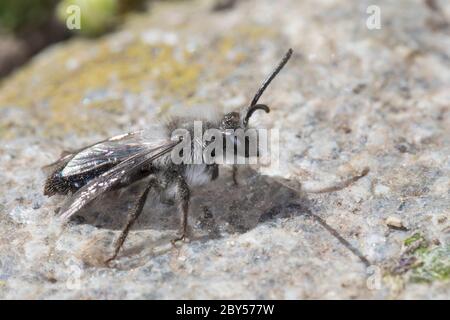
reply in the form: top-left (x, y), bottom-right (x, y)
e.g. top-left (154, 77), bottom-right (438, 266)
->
top-left (243, 104), bottom-right (270, 125)
top-left (243, 48), bottom-right (293, 126)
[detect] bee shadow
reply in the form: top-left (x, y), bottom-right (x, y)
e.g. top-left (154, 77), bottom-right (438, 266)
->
top-left (71, 167), bottom-right (311, 263)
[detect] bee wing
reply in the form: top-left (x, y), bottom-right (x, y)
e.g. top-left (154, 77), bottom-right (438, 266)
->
top-left (58, 131), bottom-right (151, 177)
top-left (58, 139), bottom-right (179, 220)
top-left (42, 153), bottom-right (75, 175)
top-left (42, 131), bottom-right (145, 176)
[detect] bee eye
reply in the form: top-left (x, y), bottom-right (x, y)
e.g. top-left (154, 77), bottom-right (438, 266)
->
top-left (221, 112), bottom-right (240, 130)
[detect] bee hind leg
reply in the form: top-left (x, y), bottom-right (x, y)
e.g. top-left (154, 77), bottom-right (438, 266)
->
top-left (105, 176), bottom-right (158, 264)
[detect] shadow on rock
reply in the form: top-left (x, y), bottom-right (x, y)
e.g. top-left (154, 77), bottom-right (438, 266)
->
top-left (66, 167), bottom-right (372, 269)
top-left (70, 166), bottom-right (311, 241)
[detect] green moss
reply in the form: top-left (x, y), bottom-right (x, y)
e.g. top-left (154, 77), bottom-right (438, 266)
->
top-left (403, 232), bottom-right (426, 247)
top-left (398, 232), bottom-right (450, 283)
top-left (410, 245), bottom-right (450, 283)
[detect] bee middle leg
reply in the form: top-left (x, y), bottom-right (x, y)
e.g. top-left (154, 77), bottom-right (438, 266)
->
top-left (171, 176), bottom-right (190, 245)
top-left (105, 177), bottom-right (158, 263)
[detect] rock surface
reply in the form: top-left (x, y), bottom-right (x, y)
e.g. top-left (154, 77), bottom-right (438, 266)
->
top-left (0, 0), bottom-right (449, 299)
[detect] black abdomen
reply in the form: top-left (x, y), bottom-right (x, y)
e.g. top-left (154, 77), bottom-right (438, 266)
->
top-left (44, 163), bottom-right (152, 196)
top-left (44, 164), bottom-right (113, 196)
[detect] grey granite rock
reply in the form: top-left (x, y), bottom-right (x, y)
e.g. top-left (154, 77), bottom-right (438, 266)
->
top-left (0, 0), bottom-right (449, 299)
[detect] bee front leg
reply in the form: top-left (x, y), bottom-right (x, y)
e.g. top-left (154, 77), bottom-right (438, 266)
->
top-left (171, 176), bottom-right (190, 246)
top-left (105, 177), bottom-right (157, 264)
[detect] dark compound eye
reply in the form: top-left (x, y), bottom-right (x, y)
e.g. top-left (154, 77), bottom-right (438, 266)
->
top-left (221, 112), bottom-right (240, 129)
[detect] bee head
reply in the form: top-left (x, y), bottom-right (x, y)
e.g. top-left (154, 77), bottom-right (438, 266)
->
top-left (220, 111), bottom-right (241, 131)
top-left (218, 49), bottom-right (293, 158)
top-left (219, 105), bottom-right (270, 132)
top-left (220, 48), bottom-right (293, 131)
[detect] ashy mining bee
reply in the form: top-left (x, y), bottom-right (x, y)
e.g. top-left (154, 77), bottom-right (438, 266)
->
top-left (44, 49), bottom-right (293, 263)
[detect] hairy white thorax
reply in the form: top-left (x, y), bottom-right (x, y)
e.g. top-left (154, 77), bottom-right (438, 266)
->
top-left (184, 164), bottom-right (213, 187)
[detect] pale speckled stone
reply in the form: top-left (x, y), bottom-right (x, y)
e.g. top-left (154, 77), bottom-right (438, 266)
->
top-left (0, 0), bottom-right (449, 299)
top-left (385, 216), bottom-right (404, 229)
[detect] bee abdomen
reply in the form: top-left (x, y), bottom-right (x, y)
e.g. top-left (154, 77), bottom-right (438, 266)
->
top-left (44, 171), bottom-right (89, 196)
top-left (44, 163), bottom-right (151, 196)
top-left (44, 164), bottom-right (111, 196)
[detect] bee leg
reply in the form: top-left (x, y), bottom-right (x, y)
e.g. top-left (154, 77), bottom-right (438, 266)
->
top-left (302, 167), bottom-right (370, 194)
top-left (171, 176), bottom-right (190, 246)
top-left (105, 178), bottom-right (157, 263)
top-left (232, 165), bottom-right (238, 186)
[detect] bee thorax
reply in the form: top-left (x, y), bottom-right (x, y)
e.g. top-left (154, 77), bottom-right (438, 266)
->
top-left (183, 164), bottom-right (217, 187)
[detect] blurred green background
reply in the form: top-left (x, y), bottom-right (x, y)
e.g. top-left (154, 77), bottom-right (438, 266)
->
top-left (0, 0), bottom-right (148, 35)
top-left (0, 0), bottom-right (189, 78)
